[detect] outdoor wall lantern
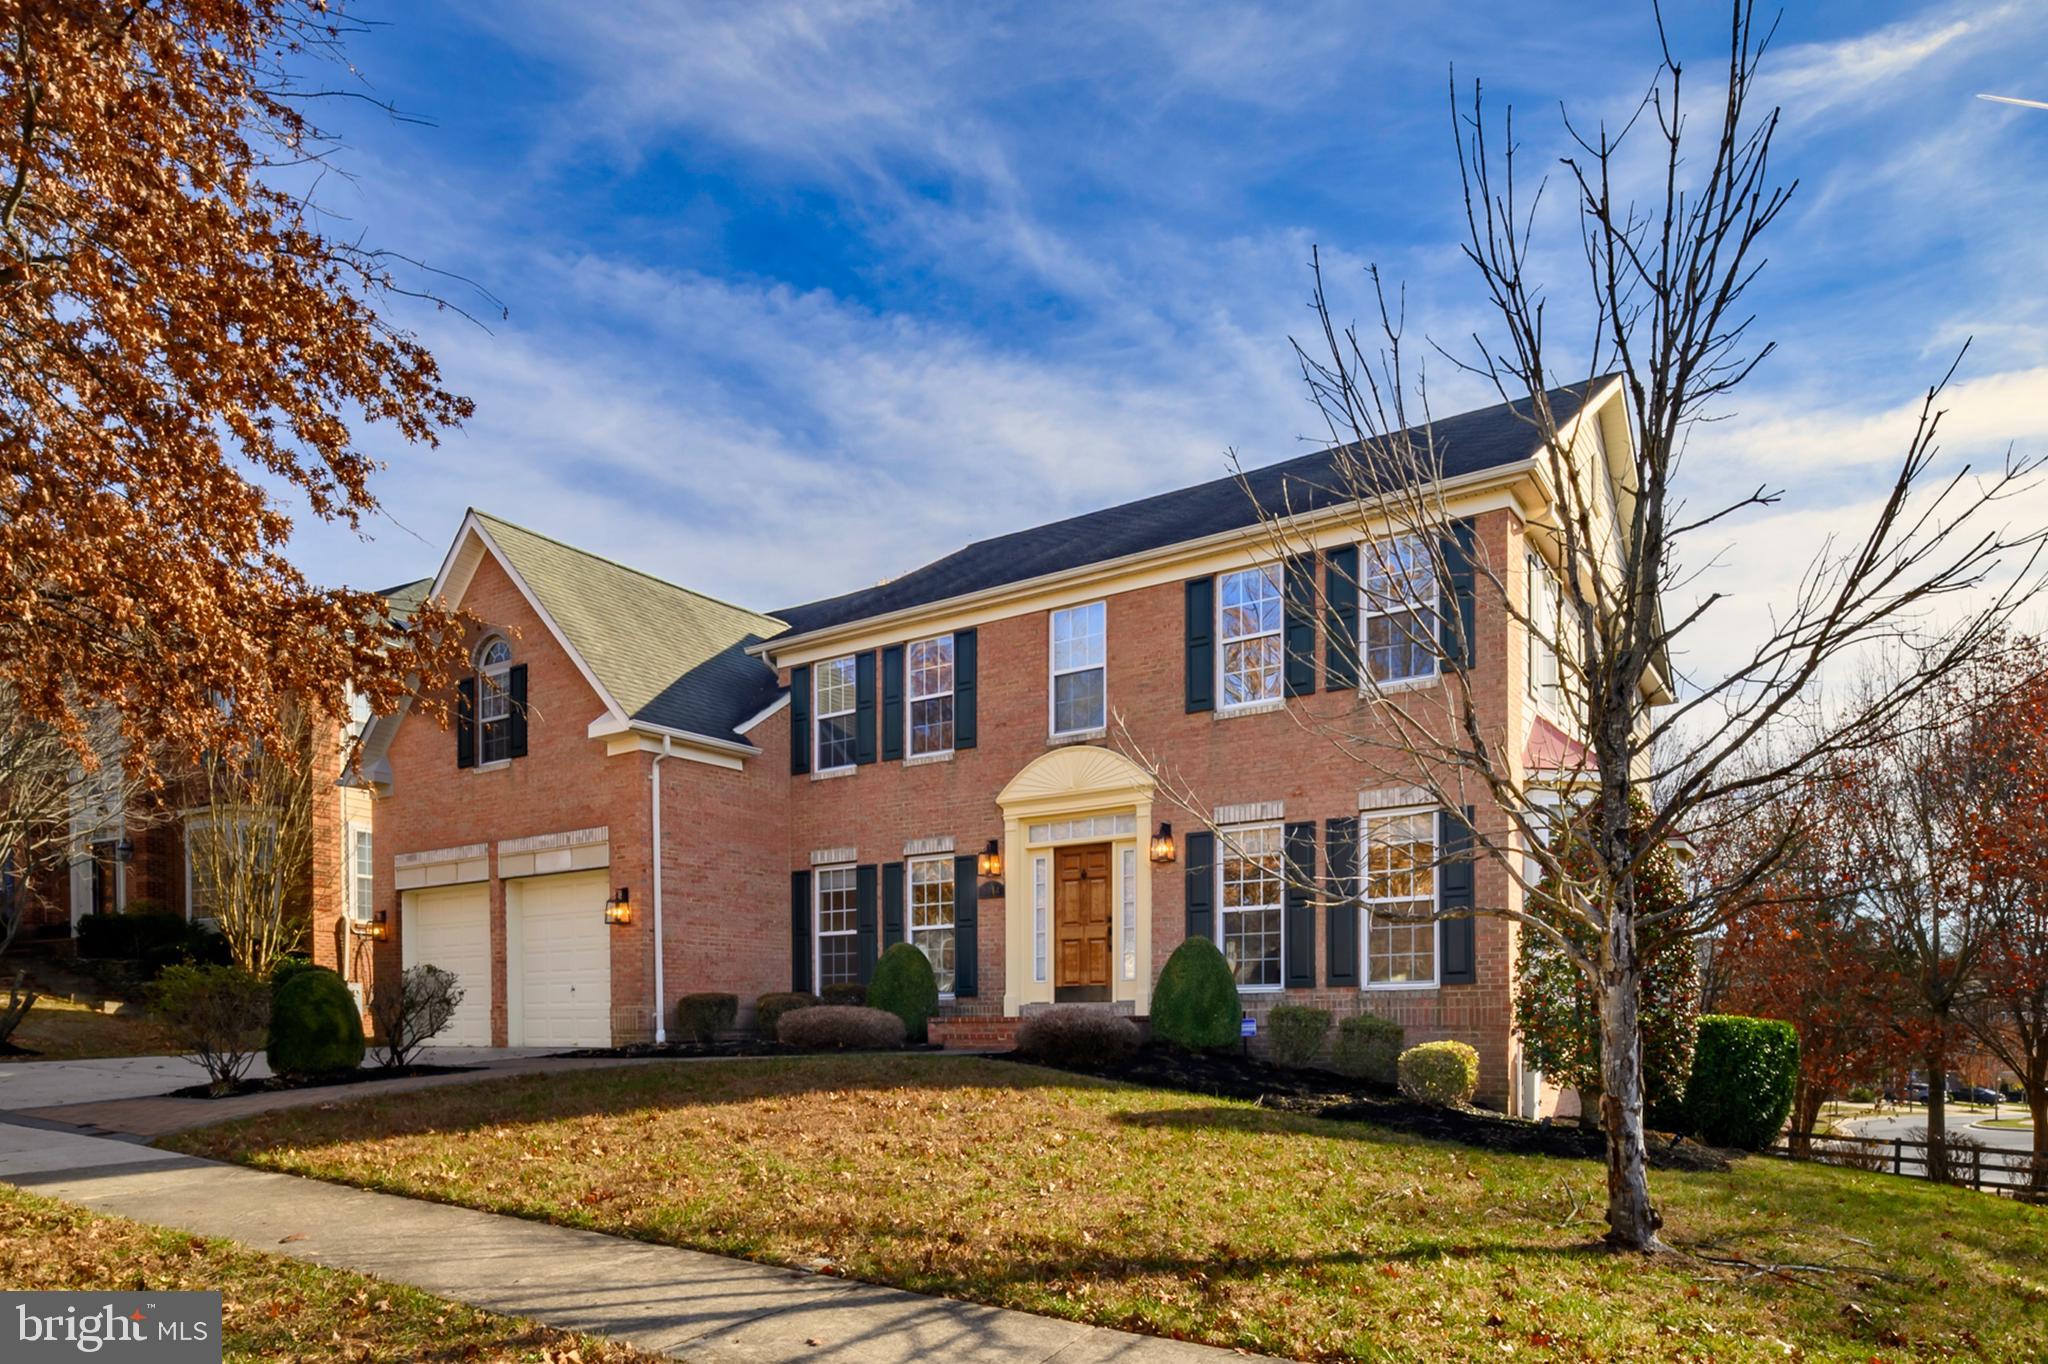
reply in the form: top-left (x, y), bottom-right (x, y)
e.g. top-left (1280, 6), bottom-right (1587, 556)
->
top-left (113, 838), bottom-right (135, 864)
top-left (1149, 822), bottom-right (1177, 865)
top-left (977, 839), bottom-right (1003, 879)
top-left (352, 910), bottom-right (390, 941)
top-left (603, 887), bottom-right (632, 926)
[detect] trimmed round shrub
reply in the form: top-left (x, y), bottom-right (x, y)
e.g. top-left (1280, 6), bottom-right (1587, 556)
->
top-left (1332, 1013), bottom-right (1404, 1085)
top-left (1015, 1006), bottom-right (1140, 1067)
top-left (1685, 1014), bottom-right (1799, 1150)
top-left (675, 992), bottom-right (738, 1043)
top-left (777, 1005), bottom-right (906, 1051)
top-left (868, 943), bottom-right (939, 1043)
top-left (1150, 937), bottom-right (1241, 1051)
top-left (267, 965), bottom-right (365, 1076)
top-left (754, 991), bottom-right (820, 1039)
top-left (1398, 1040), bottom-right (1480, 1106)
top-left (821, 982), bottom-right (869, 1007)
top-left (1266, 1005), bottom-right (1331, 1069)
top-left (269, 956), bottom-right (321, 988)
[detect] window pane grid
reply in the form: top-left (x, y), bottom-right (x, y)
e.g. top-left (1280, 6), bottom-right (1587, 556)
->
top-left (1050, 602), bottom-right (1106, 733)
top-left (1218, 567), bottom-right (1282, 706)
top-left (815, 656), bottom-right (857, 770)
top-left (1362, 536), bottom-right (1439, 685)
top-left (1218, 823), bottom-right (1283, 988)
top-left (907, 636), bottom-right (955, 755)
top-left (909, 857), bottom-right (956, 993)
top-left (1364, 810), bottom-right (1436, 984)
top-left (816, 867), bottom-right (859, 986)
top-left (350, 827), bottom-right (374, 921)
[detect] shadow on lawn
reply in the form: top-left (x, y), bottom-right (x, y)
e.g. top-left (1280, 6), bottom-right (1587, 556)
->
top-left (168, 1054), bottom-right (1103, 1153)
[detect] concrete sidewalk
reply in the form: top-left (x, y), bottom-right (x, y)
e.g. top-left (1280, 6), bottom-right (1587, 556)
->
top-left (0, 1122), bottom-right (1251, 1363)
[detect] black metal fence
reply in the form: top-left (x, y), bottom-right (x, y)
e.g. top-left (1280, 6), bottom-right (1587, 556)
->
top-left (1767, 1130), bottom-right (2046, 1199)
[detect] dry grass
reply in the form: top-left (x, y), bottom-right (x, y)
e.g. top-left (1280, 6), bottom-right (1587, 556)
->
top-left (168, 1054), bottom-right (2048, 1362)
top-left (2, 996), bottom-right (172, 1062)
top-left (0, 1183), bottom-right (664, 1362)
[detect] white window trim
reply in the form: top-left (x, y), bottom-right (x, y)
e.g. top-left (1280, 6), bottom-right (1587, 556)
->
top-left (345, 819), bottom-right (375, 922)
top-left (907, 854), bottom-right (958, 999)
top-left (1526, 549), bottom-right (1566, 717)
top-left (814, 863), bottom-right (859, 989)
top-left (813, 655), bottom-right (857, 774)
top-left (1216, 566), bottom-right (1285, 713)
top-left (1215, 821), bottom-right (1286, 993)
top-left (1048, 601), bottom-right (1108, 738)
top-left (475, 635), bottom-right (514, 765)
top-left (1360, 804), bottom-right (1441, 991)
top-left (906, 634), bottom-right (956, 760)
top-left (1359, 534), bottom-right (1441, 692)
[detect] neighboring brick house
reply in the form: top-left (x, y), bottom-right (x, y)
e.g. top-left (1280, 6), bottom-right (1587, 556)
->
top-left (336, 378), bottom-right (1637, 1111)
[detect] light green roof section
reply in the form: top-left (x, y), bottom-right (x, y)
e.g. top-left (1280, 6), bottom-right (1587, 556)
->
top-left (471, 511), bottom-right (784, 741)
top-left (377, 577), bottom-right (434, 622)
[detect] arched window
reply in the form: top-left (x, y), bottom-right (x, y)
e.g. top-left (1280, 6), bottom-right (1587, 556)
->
top-left (475, 637), bottom-right (513, 764)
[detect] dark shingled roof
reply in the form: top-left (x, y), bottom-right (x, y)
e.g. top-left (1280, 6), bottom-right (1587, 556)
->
top-left (770, 379), bottom-right (1608, 639)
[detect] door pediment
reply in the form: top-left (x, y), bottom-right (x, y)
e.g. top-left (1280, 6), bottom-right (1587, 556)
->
top-left (997, 745), bottom-right (1154, 818)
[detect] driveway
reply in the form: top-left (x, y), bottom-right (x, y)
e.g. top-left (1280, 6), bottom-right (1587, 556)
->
top-left (0, 1047), bottom-right (556, 1112)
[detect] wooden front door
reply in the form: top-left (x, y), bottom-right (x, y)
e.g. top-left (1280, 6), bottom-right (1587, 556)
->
top-left (1054, 843), bottom-right (1113, 995)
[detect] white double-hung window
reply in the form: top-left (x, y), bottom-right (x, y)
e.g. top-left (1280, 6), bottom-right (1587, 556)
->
top-left (814, 656), bottom-right (858, 771)
top-left (1050, 601), bottom-right (1106, 734)
top-left (347, 823), bottom-right (374, 922)
top-left (1527, 551), bottom-right (1565, 713)
top-left (907, 635), bottom-right (955, 756)
top-left (909, 857), bottom-right (957, 993)
top-left (1218, 565), bottom-right (1283, 708)
top-left (1363, 809), bottom-right (1437, 985)
top-left (1218, 823), bottom-right (1285, 988)
top-left (1362, 535), bottom-right (1438, 686)
top-left (815, 866), bottom-right (859, 986)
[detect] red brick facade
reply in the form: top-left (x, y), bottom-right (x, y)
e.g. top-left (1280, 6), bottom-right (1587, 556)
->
top-left (328, 501), bottom-right (1552, 1109)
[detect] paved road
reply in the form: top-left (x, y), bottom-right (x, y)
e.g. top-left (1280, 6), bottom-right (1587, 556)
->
top-left (1843, 1109), bottom-right (2037, 1154)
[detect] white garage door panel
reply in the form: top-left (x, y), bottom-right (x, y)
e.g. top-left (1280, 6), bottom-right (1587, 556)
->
top-left (401, 885), bottom-right (491, 1047)
top-left (511, 871), bottom-right (611, 1048)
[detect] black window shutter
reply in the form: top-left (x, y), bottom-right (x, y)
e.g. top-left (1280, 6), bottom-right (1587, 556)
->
top-left (790, 870), bottom-right (813, 993)
top-left (880, 645), bottom-right (905, 761)
top-left (953, 852), bottom-right (979, 996)
top-left (1284, 821), bottom-right (1317, 988)
top-left (882, 860), bottom-right (905, 946)
top-left (455, 676), bottom-right (476, 769)
top-left (1325, 817), bottom-right (1360, 987)
top-left (1184, 830), bottom-right (1216, 941)
top-left (788, 666), bottom-right (811, 775)
top-left (1184, 576), bottom-right (1215, 713)
top-left (1439, 806), bottom-right (1477, 985)
top-left (1441, 520), bottom-right (1479, 670)
top-left (506, 664), bottom-right (529, 759)
top-left (1325, 545), bottom-right (1360, 689)
top-left (1283, 557), bottom-right (1318, 697)
top-left (856, 863), bottom-right (879, 982)
top-left (854, 652), bottom-right (878, 765)
top-left (954, 629), bottom-right (978, 749)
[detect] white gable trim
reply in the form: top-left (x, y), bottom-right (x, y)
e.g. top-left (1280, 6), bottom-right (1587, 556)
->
top-left (354, 510), bottom-right (634, 791)
top-left (734, 691), bottom-right (790, 735)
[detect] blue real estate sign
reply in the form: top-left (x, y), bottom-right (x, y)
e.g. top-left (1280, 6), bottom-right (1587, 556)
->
top-left (1, 1292), bottom-right (222, 1362)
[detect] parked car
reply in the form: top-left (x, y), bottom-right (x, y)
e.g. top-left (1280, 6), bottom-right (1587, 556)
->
top-left (1954, 1085), bottom-right (2002, 1104)
top-left (1906, 1083), bottom-right (1929, 1102)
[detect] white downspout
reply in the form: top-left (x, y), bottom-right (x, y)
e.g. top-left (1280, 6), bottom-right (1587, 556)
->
top-left (651, 738), bottom-right (670, 1044)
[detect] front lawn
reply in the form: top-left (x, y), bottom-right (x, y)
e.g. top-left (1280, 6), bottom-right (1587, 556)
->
top-left (167, 1055), bottom-right (2048, 1362)
top-left (0, 1184), bottom-right (661, 1362)
top-left (1, 996), bottom-right (172, 1061)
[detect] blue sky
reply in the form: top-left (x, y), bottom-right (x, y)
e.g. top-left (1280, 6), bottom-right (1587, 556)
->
top-left (287, 0), bottom-right (2048, 653)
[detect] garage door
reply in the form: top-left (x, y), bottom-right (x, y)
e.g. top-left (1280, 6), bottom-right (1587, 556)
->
top-left (509, 870), bottom-right (611, 1048)
top-left (401, 884), bottom-right (492, 1047)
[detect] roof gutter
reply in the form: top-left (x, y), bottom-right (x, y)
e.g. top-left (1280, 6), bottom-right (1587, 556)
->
top-left (586, 713), bottom-right (762, 758)
top-left (750, 455), bottom-right (1546, 663)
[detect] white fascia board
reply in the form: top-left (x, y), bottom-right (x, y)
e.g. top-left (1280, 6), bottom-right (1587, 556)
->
top-left (734, 692), bottom-right (790, 735)
top-left (586, 712), bottom-right (762, 759)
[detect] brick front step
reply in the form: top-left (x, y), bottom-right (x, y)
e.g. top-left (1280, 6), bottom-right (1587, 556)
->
top-left (929, 1016), bottom-right (1021, 1050)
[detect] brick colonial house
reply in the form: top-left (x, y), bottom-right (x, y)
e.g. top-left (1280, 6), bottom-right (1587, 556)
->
top-left (330, 378), bottom-right (1638, 1112)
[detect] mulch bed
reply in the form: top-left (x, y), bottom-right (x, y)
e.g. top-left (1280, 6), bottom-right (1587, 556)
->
top-left (167, 1063), bottom-right (479, 1100)
top-left (997, 1045), bottom-right (1731, 1172)
top-left (549, 1039), bottom-right (945, 1060)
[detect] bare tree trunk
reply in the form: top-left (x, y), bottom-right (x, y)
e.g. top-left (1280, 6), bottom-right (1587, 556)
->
top-left (1598, 920), bottom-right (1662, 1251)
top-left (1926, 1038), bottom-right (1949, 1184)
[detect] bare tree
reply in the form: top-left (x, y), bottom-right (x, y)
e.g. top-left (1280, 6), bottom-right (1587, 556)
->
top-left (185, 705), bottom-right (315, 975)
top-left (0, 688), bottom-right (153, 1043)
top-left (1122, 1), bottom-right (2042, 1251)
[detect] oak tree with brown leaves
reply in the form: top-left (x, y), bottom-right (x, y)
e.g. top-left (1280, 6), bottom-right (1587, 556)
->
top-left (0, 0), bottom-right (470, 773)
